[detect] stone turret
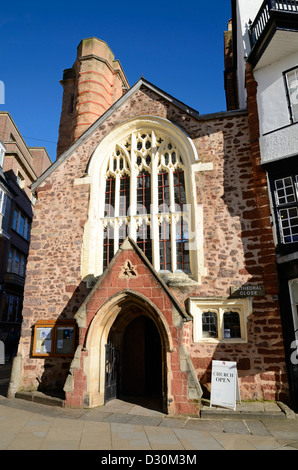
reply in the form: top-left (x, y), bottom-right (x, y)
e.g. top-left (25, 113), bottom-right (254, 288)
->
top-left (56, 37), bottom-right (129, 158)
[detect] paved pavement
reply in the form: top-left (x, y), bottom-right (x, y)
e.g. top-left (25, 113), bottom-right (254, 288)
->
top-left (1, 362), bottom-right (298, 451)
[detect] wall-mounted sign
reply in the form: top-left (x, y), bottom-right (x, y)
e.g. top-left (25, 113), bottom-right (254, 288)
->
top-left (32, 320), bottom-right (76, 358)
top-left (210, 360), bottom-right (241, 411)
top-left (230, 285), bottom-right (266, 297)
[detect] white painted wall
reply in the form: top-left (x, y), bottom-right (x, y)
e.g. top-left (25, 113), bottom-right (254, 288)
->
top-left (235, 1), bottom-right (298, 162)
top-left (254, 51), bottom-right (298, 134)
top-left (236, 0), bottom-right (263, 108)
top-left (255, 51), bottom-right (298, 162)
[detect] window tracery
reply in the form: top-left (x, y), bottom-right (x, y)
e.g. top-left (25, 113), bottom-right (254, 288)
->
top-left (101, 129), bottom-right (190, 274)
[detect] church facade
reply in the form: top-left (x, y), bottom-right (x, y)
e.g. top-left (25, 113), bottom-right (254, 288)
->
top-left (11, 37), bottom-right (289, 415)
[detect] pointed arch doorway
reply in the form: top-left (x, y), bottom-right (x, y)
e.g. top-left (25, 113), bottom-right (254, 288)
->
top-left (104, 300), bottom-right (165, 412)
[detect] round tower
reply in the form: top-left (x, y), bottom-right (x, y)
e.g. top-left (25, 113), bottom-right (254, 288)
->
top-left (56, 37), bottom-right (129, 158)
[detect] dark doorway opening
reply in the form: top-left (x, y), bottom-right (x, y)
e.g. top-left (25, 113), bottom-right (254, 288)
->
top-left (122, 316), bottom-right (162, 398)
top-left (106, 312), bottom-right (163, 411)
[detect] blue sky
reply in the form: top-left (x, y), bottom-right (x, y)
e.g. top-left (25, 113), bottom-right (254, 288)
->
top-left (0, 0), bottom-right (232, 162)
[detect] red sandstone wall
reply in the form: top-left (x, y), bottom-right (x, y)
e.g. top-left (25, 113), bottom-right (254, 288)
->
top-left (18, 86), bottom-right (289, 404)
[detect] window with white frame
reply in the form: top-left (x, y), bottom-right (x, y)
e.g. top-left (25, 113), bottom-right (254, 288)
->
top-left (189, 298), bottom-right (251, 342)
top-left (12, 208), bottom-right (31, 241)
top-left (17, 171), bottom-right (25, 189)
top-left (273, 175), bottom-right (298, 244)
top-left (7, 246), bottom-right (27, 277)
top-left (0, 144), bottom-right (5, 168)
top-left (0, 188), bottom-right (7, 215)
top-left (284, 67), bottom-right (298, 123)
top-left (101, 130), bottom-right (191, 274)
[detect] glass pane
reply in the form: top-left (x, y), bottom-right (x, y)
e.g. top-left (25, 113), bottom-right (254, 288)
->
top-left (119, 176), bottom-right (130, 216)
top-left (104, 177), bottom-right (115, 217)
top-left (176, 217), bottom-right (190, 272)
top-left (137, 171), bottom-right (151, 215)
top-left (119, 223), bottom-right (128, 245)
top-left (173, 170), bottom-right (186, 209)
top-left (223, 311), bottom-right (241, 338)
top-left (137, 221), bottom-right (152, 264)
top-left (202, 311), bottom-right (218, 338)
top-left (159, 220), bottom-right (171, 271)
top-left (158, 171), bottom-right (170, 211)
top-left (287, 69), bottom-right (298, 121)
top-left (275, 177), bottom-right (296, 205)
top-left (12, 210), bottom-right (18, 230)
top-left (103, 225), bottom-right (114, 269)
top-left (279, 207), bottom-right (298, 243)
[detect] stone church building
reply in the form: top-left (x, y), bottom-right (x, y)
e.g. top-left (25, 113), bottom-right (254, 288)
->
top-left (10, 37), bottom-right (289, 414)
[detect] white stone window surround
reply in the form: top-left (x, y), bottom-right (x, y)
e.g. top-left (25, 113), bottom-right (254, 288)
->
top-left (0, 188), bottom-right (8, 216)
top-left (189, 297), bottom-right (252, 343)
top-left (80, 116), bottom-right (212, 282)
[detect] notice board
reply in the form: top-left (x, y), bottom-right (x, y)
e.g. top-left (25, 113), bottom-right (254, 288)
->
top-left (32, 320), bottom-right (76, 357)
top-left (210, 360), bottom-right (241, 410)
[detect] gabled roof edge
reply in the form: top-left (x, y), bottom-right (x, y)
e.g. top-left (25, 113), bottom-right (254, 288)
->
top-left (120, 237), bottom-right (191, 321)
top-left (77, 237), bottom-right (191, 322)
top-left (31, 78), bottom-right (145, 192)
top-left (32, 76), bottom-right (247, 192)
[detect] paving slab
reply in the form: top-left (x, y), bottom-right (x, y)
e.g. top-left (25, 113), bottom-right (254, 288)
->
top-left (173, 428), bottom-right (224, 450)
top-left (222, 420), bottom-right (250, 434)
top-left (244, 419), bottom-right (272, 436)
top-left (1, 366), bottom-right (298, 451)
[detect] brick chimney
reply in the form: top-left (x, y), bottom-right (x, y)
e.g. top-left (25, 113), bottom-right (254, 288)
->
top-left (56, 37), bottom-right (130, 158)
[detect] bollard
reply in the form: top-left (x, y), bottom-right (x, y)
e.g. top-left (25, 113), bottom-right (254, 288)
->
top-left (7, 354), bottom-right (22, 399)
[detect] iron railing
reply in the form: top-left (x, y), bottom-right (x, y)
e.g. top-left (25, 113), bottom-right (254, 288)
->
top-left (249, 0), bottom-right (298, 47)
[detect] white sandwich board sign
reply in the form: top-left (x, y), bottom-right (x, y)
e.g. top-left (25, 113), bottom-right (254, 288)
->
top-left (210, 360), bottom-right (241, 410)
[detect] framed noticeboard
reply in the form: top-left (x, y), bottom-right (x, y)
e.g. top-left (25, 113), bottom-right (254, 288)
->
top-left (32, 320), bottom-right (76, 358)
top-left (33, 321), bottom-right (54, 357)
top-left (54, 325), bottom-right (75, 355)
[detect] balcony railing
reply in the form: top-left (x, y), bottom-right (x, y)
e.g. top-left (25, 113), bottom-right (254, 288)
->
top-left (249, 0), bottom-right (298, 47)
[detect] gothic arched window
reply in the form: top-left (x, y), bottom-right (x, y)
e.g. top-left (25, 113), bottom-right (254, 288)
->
top-left (82, 117), bottom-right (205, 283)
top-left (101, 129), bottom-right (190, 274)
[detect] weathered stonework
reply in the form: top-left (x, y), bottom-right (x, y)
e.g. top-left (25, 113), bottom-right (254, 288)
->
top-left (56, 38), bottom-right (129, 157)
top-left (15, 79), bottom-right (289, 414)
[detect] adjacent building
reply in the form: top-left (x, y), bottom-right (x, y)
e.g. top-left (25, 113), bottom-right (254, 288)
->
top-left (9, 37), bottom-right (290, 414)
top-left (0, 112), bottom-right (51, 340)
top-left (225, 0), bottom-right (298, 410)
